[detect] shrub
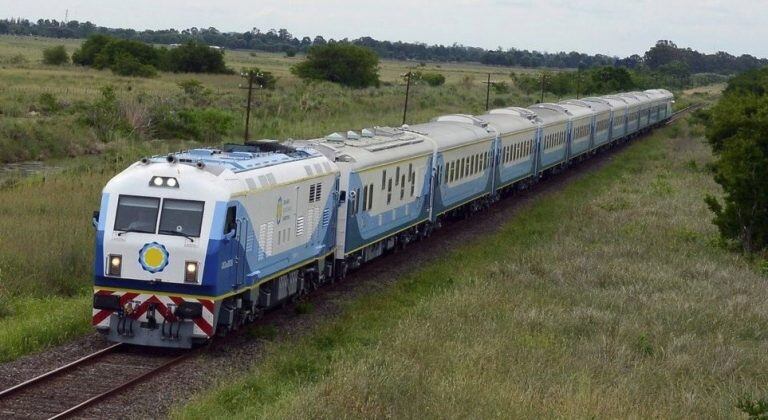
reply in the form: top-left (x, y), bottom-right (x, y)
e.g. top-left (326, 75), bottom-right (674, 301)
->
top-left (42, 45), bottom-right (68, 65)
top-left (492, 81), bottom-right (510, 94)
top-left (420, 72), bottom-right (445, 87)
top-left (166, 41), bottom-right (231, 74)
top-left (38, 93), bottom-right (61, 114)
top-left (8, 54), bottom-right (27, 65)
top-left (111, 52), bottom-right (157, 77)
top-left (291, 43), bottom-right (379, 88)
top-left (72, 34), bottom-right (112, 66)
top-left (177, 108), bottom-right (235, 142)
top-left (80, 85), bottom-right (126, 142)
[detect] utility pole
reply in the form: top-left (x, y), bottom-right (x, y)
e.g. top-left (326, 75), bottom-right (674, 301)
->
top-left (540, 73), bottom-right (546, 103)
top-left (485, 73), bottom-right (491, 110)
top-left (402, 71), bottom-right (412, 126)
top-left (482, 73), bottom-right (499, 111)
top-left (240, 69), bottom-right (263, 142)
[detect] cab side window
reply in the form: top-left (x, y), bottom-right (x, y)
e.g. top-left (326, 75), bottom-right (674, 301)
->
top-left (225, 206), bottom-right (237, 234)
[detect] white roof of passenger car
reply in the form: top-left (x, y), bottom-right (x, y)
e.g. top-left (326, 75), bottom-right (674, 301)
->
top-left (528, 103), bottom-right (571, 126)
top-left (556, 100), bottom-right (595, 120)
top-left (476, 108), bottom-right (539, 135)
top-left (407, 117), bottom-right (495, 151)
top-left (301, 127), bottom-right (435, 171)
top-left (562, 99), bottom-right (611, 115)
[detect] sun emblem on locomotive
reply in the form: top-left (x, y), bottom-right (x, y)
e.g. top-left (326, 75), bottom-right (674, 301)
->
top-left (138, 242), bottom-right (170, 273)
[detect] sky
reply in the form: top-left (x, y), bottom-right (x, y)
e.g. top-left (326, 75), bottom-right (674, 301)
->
top-left (2, 0), bottom-right (767, 58)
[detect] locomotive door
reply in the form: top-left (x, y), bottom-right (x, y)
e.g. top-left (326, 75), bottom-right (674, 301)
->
top-left (225, 206), bottom-right (238, 289)
top-left (234, 217), bottom-right (248, 289)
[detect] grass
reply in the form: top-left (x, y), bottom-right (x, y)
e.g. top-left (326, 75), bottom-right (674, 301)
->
top-left (0, 295), bottom-right (90, 363)
top-left (0, 35), bottom-right (561, 164)
top-left (172, 116), bottom-right (768, 418)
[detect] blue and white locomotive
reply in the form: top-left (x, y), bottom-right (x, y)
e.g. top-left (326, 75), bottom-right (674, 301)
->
top-left (92, 89), bottom-right (674, 348)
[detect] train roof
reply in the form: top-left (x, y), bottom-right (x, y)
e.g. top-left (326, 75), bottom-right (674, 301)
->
top-left (643, 89), bottom-right (674, 101)
top-left (615, 93), bottom-right (643, 106)
top-left (408, 116), bottom-right (495, 150)
top-left (476, 109), bottom-right (538, 135)
top-left (149, 142), bottom-right (324, 174)
top-left (562, 98), bottom-right (611, 114)
top-left (602, 94), bottom-right (633, 108)
top-left (556, 100), bottom-right (595, 119)
top-left (302, 127), bottom-right (435, 170)
top-left (527, 103), bottom-right (571, 125)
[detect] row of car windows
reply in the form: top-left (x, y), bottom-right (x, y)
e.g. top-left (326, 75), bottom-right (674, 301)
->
top-left (543, 130), bottom-right (566, 150)
top-left (443, 151), bottom-right (491, 185)
top-left (573, 125), bottom-right (590, 139)
top-left (502, 139), bottom-right (533, 164)
top-left (351, 163), bottom-right (418, 214)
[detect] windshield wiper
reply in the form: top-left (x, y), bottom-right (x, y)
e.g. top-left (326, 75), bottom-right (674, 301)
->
top-left (116, 228), bottom-right (150, 236)
top-left (159, 229), bottom-right (196, 243)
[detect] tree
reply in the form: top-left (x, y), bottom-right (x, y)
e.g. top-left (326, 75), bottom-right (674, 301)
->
top-left (166, 41), bottom-right (231, 74)
top-left (42, 45), bottom-right (69, 65)
top-left (72, 34), bottom-right (114, 66)
top-left (704, 68), bottom-right (768, 253)
top-left (291, 43), bottom-right (379, 88)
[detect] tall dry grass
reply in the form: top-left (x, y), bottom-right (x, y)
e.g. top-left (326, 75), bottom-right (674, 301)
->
top-left (175, 118), bottom-right (767, 419)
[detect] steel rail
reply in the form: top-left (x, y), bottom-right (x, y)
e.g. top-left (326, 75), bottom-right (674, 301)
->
top-left (0, 343), bottom-right (124, 399)
top-left (48, 351), bottom-right (193, 420)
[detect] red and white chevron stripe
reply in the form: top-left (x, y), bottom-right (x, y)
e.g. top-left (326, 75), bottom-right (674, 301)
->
top-left (92, 290), bottom-right (215, 337)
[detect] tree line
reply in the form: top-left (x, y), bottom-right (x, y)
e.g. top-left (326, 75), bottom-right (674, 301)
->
top-left (2, 18), bottom-right (766, 74)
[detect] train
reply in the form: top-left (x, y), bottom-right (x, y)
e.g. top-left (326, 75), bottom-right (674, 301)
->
top-left (91, 89), bottom-right (674, 348)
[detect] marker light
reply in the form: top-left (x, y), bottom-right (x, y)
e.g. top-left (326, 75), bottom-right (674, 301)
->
top-left (108, 254), bottom-right (122, 277)
top-left (185, 261), bottom-right (199, 283)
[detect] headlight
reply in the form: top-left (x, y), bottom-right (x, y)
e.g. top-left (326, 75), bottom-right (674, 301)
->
top-left (149, 176), bottom-right (179, 188)
top-left (185, 261), bottom-right (199, 283)
top-left (108, 254), bottom-right (122, 276)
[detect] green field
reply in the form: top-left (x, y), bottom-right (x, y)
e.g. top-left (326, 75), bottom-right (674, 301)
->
top-left (1, 35), bottom-right (759, 419)
top-left (0, 35), bottom-right (550, 164)
top-left (173, 115), bottom-right (768, 419)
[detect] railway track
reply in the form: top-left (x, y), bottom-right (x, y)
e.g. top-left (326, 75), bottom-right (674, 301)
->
top-left (666, 104), bottom-right (700, 124)
top-left (0, 343), bottom-right (194, 419)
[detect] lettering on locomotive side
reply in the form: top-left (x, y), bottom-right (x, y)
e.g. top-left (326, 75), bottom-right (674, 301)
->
top-left (221, 259), bottom-right (234, 270)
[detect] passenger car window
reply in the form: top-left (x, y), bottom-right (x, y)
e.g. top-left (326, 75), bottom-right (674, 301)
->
top-left (114, 195), bottom-right (160, 233)
top-left (159, 199), bottom-right (205, 237)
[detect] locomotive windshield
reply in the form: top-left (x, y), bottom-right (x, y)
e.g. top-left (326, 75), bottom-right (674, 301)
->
top-left (114, 195), bottom-right (160, 233)
top-left (158, 199), bottom-right (204, 238)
